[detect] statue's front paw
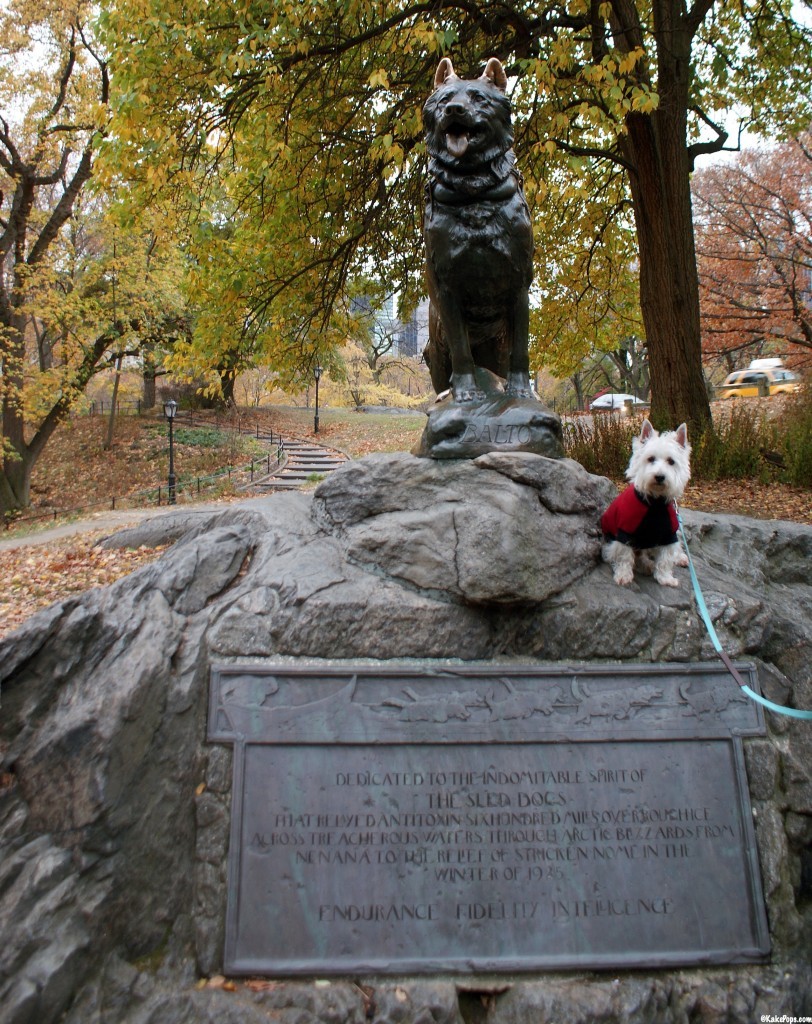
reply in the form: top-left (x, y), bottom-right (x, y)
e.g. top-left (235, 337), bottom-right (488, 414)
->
top-left (452, 374), bottom-right (485, 403)
top-left (454, 387), bottom-right (486, 403)
top-left (505, 373), bottom-right (534, 399)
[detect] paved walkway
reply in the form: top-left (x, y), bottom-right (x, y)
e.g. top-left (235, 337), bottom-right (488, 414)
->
top-left (0, 503), bottom-right (229, 552)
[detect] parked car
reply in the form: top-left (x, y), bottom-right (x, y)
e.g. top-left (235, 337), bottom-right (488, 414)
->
top-left (590, 392), bottom-right (648, 412)
top-left (717, 367), bottom-right (801, 398)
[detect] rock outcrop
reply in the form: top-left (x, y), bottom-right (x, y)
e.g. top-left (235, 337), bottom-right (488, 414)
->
top-left (1, 452), bottom-right (810, 1024)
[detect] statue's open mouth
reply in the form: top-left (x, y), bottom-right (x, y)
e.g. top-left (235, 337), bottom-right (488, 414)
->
top-left (445, 127), bottom-right (471, 158)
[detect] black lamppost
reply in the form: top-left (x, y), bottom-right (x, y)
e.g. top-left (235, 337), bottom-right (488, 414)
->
top-left (314, 364), bottom-right (322, 434)
top-left (163, 399), bottom-right (177, 504)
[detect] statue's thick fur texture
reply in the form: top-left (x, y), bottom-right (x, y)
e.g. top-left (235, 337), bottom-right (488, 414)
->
top-left (423, 57), bottom-right (534, 403)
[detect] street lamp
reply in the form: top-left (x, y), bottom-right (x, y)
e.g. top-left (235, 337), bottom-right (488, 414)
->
top-left (163, 399), bottom-right (177, 504)
top-left (314, 364), bottom-right (323, 434)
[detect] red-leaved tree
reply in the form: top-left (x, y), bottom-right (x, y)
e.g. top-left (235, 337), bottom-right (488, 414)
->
top-left (693, 136), bottom-right (812, 373)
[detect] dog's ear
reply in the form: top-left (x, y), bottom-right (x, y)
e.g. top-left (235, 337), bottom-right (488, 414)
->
top-left (640, 419), bottom-right (654, 443)
top-left (675, 423), bottom-right (688, 447)
top-left (481, 57), bottom-right (508, 91)
top-left (434, 58), bottom-right (459, 88)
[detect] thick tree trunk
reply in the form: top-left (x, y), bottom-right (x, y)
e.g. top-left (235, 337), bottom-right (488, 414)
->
top-left (624, 118), bottom-right (711, 433)
top-left (1, 317), bottom-right (112, 516)
top-left (142, 368), bottom-right (156, 410)
top-left (0, 447), bottom-right (36, 518)
top-left (220, 372), bottom-right (236, 407)
top-left (619, 16), bottom-right (713, 436)
top-left (1, 314), bottom-right (32, 517)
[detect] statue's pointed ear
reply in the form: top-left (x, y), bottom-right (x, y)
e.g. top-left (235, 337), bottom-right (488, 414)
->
top-left (481, 57), bottom-right (507, 91)
top-left (434, 58), bottom-right (458, 88)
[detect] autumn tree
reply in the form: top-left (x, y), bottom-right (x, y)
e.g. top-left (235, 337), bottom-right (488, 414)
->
top-left (102, 0), bottom-right (812, 435)
top-left (0, 0), bottom-right (112, 515)
top-left (693, 134), bottom-right (812, 373)
top-left (0, 0), bottom-right (197, 515)
top-left (529, 164), bottom-right (644, 388)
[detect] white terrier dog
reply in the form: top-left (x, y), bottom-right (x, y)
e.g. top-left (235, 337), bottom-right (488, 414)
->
top-left (601, 420), bottom-right (691, 587)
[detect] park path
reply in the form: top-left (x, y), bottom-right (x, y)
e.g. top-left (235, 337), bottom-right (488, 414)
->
top-left (246, 435), bottom-right (349, 491)
top-left (0, 504), bottom-right (229, 552)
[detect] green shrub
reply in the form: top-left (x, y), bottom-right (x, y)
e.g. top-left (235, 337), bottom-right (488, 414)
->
top-left (777, 390), bottom-right (812, 487)
top-left (148, 424), bottom-right (227, 448)
top-left (172, 426), bottom-right (228, 448)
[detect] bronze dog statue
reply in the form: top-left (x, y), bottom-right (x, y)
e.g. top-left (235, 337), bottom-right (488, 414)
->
top-left (423, 57), bottom-right (534, 404)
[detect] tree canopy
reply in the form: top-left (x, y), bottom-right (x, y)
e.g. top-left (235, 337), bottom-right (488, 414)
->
top-left (98, 0), bottom-right (812, 432)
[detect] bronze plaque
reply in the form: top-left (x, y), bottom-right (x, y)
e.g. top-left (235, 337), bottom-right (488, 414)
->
top-left (208, 663), bottom-right (769, 974)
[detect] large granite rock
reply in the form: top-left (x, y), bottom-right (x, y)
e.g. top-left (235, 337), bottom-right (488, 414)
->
top-left (1, 452), bottom-right (810, 1024)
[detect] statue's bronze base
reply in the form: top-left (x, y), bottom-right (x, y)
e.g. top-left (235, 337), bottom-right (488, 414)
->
top-left (413, 368), bottom-right (564, 460)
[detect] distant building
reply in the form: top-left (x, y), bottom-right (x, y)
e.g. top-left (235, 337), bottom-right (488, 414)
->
top-left (350, 293), bottom-right (430, 361)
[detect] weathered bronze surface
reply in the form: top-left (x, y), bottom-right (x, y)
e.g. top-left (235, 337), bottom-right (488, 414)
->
top-left (412, 368), bottom-right (564, 459)
top-left (209, 663), bottom-right (769, 975)
top-left (417, 57), bottom-right (563, 459)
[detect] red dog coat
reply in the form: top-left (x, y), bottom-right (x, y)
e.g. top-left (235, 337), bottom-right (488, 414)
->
top-left (601, 486), bottom-right (678, 549)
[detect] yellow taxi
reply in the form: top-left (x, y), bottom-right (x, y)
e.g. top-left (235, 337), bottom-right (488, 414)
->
top-left (717, 366), bottom-right (801, 398)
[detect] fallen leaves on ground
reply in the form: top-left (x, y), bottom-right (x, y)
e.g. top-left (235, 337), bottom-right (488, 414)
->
top-left (21, 414), bottom-right (257, 524)
top-left (681, 479), bottom-right (812, 524)
top-left (0, 535), bottom-right (165, 639)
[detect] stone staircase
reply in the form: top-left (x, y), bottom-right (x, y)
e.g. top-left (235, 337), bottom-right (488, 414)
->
top-left (249, 436), bottom-right (349, 491)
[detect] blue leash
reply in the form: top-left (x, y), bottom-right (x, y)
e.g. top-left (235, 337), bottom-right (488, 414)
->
top-left (677, 510), bottom-right (812, 721)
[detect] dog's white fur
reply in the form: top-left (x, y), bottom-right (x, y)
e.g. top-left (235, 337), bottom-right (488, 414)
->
top-left (602, 420), bottom-right (691, 587)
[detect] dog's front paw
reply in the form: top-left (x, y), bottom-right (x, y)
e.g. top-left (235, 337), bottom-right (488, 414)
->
top-left (654, 573), bottom-right (679, 588)
top-left (505, 385), bottom-right (533, 400)
top-left (454, 387), bottom-right (486, 403)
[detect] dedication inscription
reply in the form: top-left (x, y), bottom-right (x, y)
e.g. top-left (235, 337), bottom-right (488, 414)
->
top-left (208, 664), bottom-right (769, 974)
